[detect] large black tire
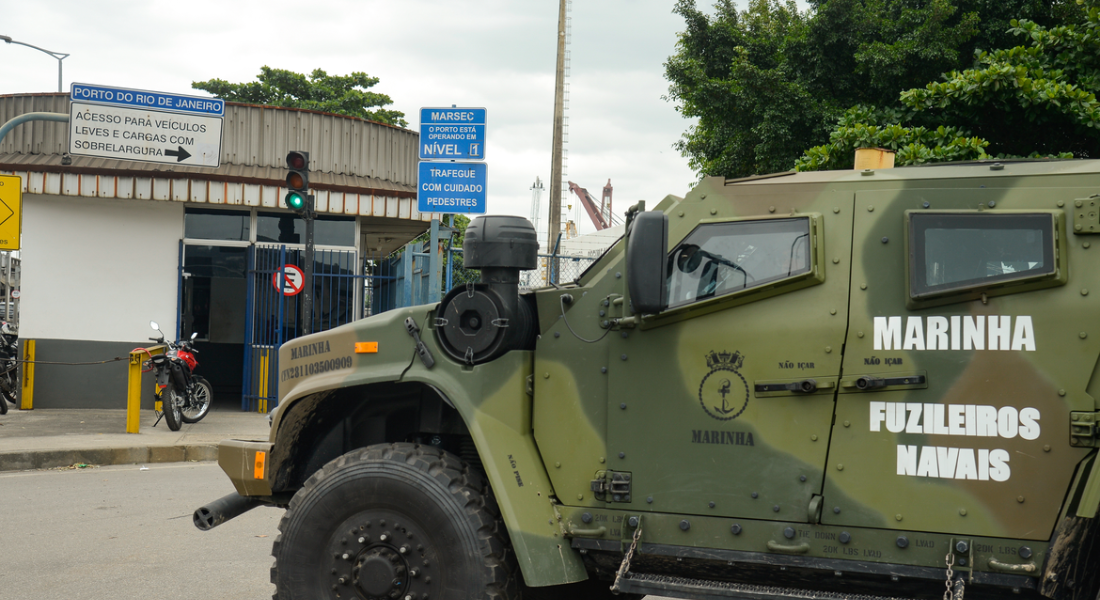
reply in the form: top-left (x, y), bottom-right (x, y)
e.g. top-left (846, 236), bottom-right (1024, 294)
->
top-left (161, 381), bottom-right (183, 431)
top-left (271, 443), bottom-right (521, 600)
top-left (180, 376), bottom-right (212, 423)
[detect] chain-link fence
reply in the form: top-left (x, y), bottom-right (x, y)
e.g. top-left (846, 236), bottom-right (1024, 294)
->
top-left (446, 248), bottom-right (597, 291)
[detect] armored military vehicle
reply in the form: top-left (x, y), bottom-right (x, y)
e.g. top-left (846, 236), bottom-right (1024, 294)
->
top-left (196, 160), bottom-right (1100, 600)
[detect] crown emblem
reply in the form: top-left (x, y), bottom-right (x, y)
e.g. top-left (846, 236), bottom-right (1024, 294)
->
top-left (706, 350), bottom-right (743, 370)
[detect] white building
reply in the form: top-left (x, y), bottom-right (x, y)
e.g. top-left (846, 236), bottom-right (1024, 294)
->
top-left (0, 93), bottom-right (433, 409)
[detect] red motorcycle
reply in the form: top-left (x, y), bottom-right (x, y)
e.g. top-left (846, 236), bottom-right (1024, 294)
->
top-left (146, 321), bottom-right (212, 431)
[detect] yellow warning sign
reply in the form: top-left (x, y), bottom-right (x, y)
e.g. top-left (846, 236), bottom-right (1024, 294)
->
top-left (0, 175), bottom-right (21, 251)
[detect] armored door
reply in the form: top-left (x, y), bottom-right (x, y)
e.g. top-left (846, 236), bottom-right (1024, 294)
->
top-left (824, 183), bottom-right (1095, 541)
top-left (604, 183), bottom-right (854, 522)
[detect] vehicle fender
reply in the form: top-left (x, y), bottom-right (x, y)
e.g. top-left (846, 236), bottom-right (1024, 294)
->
top-left (402, 322), bottom-right (587, 587)
top-left (272, 307), bottom-right (586, 587)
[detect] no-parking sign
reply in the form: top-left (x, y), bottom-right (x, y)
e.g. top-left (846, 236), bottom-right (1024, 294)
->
top-left (273, 265), bottom-right (304, 296)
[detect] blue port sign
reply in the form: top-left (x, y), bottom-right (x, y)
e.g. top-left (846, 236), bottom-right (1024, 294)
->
top-left (417, 162), bottom-right (487, 214)
top-left (419, 107), bottom-right (486, 160)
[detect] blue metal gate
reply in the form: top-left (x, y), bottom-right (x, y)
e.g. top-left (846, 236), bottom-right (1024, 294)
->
top-left (242, 245), bottom-right (362, 412)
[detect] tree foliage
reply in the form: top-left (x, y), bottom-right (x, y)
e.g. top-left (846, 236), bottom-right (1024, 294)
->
top-left (798, 0), bottom-right (1100, 170)
top-left (193, 67), bottom-right (406, 127)
top-left (666, 0), bottom-right (1079, 178)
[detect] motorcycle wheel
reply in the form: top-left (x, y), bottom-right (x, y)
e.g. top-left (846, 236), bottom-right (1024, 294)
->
top-left (181, 376), bottom-right (212, 423)
top-left (162, 381), bottom-right (183, 431)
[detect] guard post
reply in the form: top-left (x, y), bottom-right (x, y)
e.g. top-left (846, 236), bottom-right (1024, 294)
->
top-left (127, 344), bottom-right (165, 433)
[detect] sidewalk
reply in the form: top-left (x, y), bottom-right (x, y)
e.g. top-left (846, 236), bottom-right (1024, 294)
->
top-left (0, 406), bottom-right (271, 471)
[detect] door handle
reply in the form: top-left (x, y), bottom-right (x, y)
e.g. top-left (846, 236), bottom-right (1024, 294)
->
top-left (755, 379), bottom-right (827, 394)
top-left (842, 374), bottom-right (927, 390)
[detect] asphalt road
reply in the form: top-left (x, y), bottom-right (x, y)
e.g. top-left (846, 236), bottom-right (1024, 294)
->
top-left (0, 462), bottom-right (672, 600)
top-left (0, 462), bottom-right (281, 600)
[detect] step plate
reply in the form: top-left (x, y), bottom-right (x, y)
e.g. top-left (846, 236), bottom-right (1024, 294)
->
top-left (616, 573), bottom-right (923, 600)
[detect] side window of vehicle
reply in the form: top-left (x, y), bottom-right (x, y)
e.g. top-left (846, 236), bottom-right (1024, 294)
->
top-left (666, 217), bottom-right (811, 309)
top-left (909, 212), bottom-right (1058, 300)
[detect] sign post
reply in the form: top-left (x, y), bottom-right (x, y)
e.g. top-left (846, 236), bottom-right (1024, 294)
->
top-left (68, 83), bottom-right (225, 168)
top-left (0, 175), bottom-right (21, 251)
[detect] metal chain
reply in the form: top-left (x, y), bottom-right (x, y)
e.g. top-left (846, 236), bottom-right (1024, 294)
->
top-left (943, 553), bottom-right (954, 600)
top-left (943, 553), bottom-right (965, 600)
top-left (611, 520), bottom-right (643, 593)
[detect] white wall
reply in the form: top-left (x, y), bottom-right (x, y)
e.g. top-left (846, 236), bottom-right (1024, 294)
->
top-left (22, 195), bottom-right (183, 342)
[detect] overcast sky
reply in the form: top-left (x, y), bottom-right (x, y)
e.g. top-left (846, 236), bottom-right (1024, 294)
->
top-left (0, 1), bottom-right (794, 238)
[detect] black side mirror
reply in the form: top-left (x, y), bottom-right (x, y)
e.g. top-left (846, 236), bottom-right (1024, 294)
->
top-left (626, 210), bottom-right (669, 314)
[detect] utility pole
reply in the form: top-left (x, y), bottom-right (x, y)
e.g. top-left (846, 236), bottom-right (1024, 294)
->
top-left (548, 0), bottom-right (567, 251)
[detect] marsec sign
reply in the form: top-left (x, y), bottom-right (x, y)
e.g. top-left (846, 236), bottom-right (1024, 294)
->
top-left (68, 83), bottom-right (224, 168)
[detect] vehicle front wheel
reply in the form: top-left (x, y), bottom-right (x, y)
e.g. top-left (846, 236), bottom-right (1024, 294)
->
top-left (180, 376), bottom-right (212, 423)
top-left (271, 442), bottom-right (521, 600)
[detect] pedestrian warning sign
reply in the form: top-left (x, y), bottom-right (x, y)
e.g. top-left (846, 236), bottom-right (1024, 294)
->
top-left (0, 175), bottom-right (22, 251)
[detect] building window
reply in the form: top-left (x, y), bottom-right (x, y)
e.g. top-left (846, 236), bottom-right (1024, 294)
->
top-left (909, 213), bottom-right (1055, 299)
top-left (256, 212), bottom-right (355, 247)
top-left (667, 217), bottom-right (811, 309)
top-left (184, 208), bottom-right (250, 242)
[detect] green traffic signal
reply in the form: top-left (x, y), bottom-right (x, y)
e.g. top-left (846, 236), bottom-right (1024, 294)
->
top-left (285, 191), bottom-right (305, 211)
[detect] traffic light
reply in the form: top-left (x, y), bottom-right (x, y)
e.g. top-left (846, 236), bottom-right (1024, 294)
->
top-left (285, 151), bottom-right (310, 214)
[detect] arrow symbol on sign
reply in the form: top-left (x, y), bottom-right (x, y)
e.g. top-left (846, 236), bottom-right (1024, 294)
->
top-left (0, 199), bottom-right (12, 229)
top-left (165, 146), bottom-right (191, 162)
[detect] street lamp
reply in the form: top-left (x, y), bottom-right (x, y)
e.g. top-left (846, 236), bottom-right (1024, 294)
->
top-left (0, 35), bottom-right (70, 93)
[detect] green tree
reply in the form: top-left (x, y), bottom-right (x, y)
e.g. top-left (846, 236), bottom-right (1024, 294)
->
top-left (193, 67), bottom-right (406, 127)
top-left (797, 0), bottom-right (1100, 170)
top-left (665, 0), bottom-right (1076, 178)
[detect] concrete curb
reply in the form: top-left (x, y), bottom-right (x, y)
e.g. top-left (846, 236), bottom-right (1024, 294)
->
top-left (0, 443), bottom-right (219, 471)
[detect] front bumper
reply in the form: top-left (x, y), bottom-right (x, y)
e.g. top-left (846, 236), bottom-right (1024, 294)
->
top-left (217, 439), bottom-right (274, 497)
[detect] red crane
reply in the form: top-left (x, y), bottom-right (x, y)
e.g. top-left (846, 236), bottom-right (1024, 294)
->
top-left (568, 179), bottom-right (617, 231)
